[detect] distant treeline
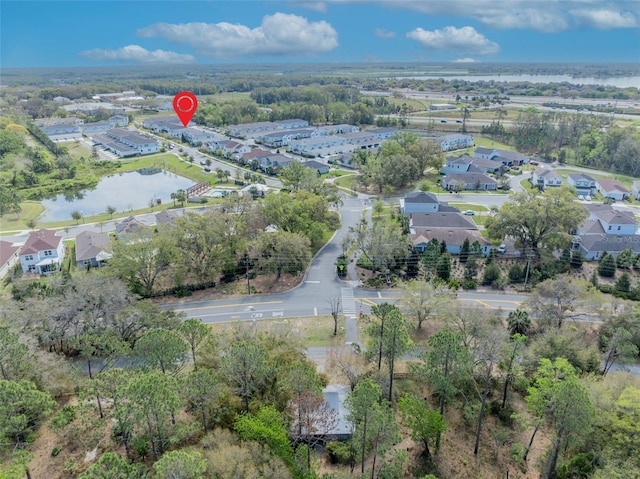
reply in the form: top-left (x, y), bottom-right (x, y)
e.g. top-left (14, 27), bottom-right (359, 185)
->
top-left (483, 111), bottom-right (640, 176)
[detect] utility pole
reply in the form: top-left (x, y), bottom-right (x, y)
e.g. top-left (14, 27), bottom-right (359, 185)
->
top-left (523, 251), bottom-right (533, 290)
top-left (244, 252), bottom-right (251, 295)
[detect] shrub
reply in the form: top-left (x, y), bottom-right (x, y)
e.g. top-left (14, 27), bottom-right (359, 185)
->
top-left (461, 279), bottom-right (477, 290)
top-left (51, 406), bottom-right (76, 432)
top-left (482, 263), bottom-right (501, 285)
top-left (325, 441), bottom-right (352, 465)
top-left (51, 446), bottom-right (61, 457)
top-left (508, 264), bottom-right (524, 283)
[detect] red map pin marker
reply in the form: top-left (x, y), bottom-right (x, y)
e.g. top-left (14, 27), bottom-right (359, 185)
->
top-left (173, 91), bottom-right (198, 127)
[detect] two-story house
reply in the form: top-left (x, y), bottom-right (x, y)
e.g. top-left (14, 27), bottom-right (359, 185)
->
top-left (572, 204), bottom-right (640, 260)
top-left (531, 168), bottom-right (563, 190)
top-left (19, 229), bottom-right (65, 275)
top-left (567, 173), bottom-right (597, 196)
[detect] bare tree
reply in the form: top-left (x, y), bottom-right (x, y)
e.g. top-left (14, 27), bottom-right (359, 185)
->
top-left (327, 297), bottom-right (341, 336)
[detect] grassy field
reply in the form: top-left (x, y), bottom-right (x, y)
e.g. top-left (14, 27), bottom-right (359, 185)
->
top-left (205, 314), bottom-right (345, 348)
top-left (473, 137), bottom-right (514, 150)
top-left (0, 201), bottom-right (44, 233)
top-left (59, 139), bottom-right (92, 160)
top-left (118, 153), bottom-right (221, 184)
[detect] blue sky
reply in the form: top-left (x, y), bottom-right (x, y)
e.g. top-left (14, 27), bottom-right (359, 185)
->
top-left (2, 0), bottom-right (640, 68)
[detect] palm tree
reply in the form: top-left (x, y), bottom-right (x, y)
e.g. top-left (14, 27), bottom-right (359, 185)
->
top-left (507, 309), bottom-right (531, 336)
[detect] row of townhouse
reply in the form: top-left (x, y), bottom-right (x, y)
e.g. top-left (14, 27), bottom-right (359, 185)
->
top-left (35, 115), bottom-right (129, 141)
top-left (92, 128), bottom-right (160, 157)
top-left (257, 124), bottom-right (362, 150)
top-left (142, 117), bottom-right (225, 145)
top-left (439, 134), bottom-right (475, 152)
top-left (227, 119), bottom-right (309, 138)
top-left (289, 127), bottom-right (396, 156)
top-left (400, 192), bottom-right (492, 255)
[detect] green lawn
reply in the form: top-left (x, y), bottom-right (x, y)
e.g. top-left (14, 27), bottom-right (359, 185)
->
top-left (520, 178), bottom-right (538, 193)
top-left (471, 216), bottom-right (489, 226)
top-left (449, 203), bottom-right (489, 212)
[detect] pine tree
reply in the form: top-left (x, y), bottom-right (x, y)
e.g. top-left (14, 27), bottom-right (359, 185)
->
top-left (598, 252), bottom-right (616, 278)
top-left (460, 238), bottom-right (470, 263)
top-left (570, 251), bottom-right (583, 269)
top-left (436, 254), bottom-right (451, 281)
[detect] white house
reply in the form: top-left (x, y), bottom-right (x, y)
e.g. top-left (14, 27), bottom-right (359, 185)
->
top-left (0, 241), bottom-right (20, 279)
top-left (632, 180), bottom-right (640, 201)
top-left (19, 229), bottom-right (65, 275)
top-left (596, 179), bottom-right (630, 201)
top-left (531, 168), bottom-right (563, 189)
top-left (567, 173), bottom-right (597, 196)
top-left (439, 134), bottom-right (474, 152)
top-left (400, 191), bottom-right (440, 214)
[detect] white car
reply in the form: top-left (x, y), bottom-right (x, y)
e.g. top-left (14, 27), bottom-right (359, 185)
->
top-left (578, 195), bottom-right (584, 200)
top-left (463, 210), bottom-right (475, 216)
top-left (498, 244), bottom-right (507, 254)
top-left (585, 195), bottom-right (592, 201)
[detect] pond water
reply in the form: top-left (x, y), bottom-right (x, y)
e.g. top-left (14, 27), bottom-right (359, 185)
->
top-left (390, 74), bottom-right (640, 89)
top-left (39, 169), bottom-right (195, 222)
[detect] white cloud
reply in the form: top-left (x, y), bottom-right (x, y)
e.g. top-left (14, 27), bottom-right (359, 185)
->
top-left (570, 8), bottom-right (638, 29)
top-left (291, 1), bottom-right (328, 12)
top-left (374, 28), bottom-right (396, 39)
top-left (452, 58), bottom-right (480, 63)
top-left (79, 45), bottom-right (194, 64)
top-left (137, 13), bottom-right (339, 58)
top-left (328, 0), bottom-right (640, 32)
top-left (407, 26), bottom-right (500, 55)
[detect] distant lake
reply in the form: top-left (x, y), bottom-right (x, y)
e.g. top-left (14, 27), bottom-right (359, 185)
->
top-left (39, 169), bottom-right (195, 222)
top-left (391, 74), bottom-right (640, 89)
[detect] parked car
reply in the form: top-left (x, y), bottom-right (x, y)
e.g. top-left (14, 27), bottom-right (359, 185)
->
top-left (456, 120), bottom-right (463, 123)
top-left (440, 119), bottom-right (447, 123)
top-left (498, 244), bottom-right (507, 254)
top-left (585, 195), bottom-right (592, 201)
top-left (203, 167), bottom-right (211, 173)
top-left (463, 210), bottom-right (475, 216)
top-left (578, 195), bottom-right (584, 200)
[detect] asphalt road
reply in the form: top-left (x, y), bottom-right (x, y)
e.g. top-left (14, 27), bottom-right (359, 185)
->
top-left (165, 288), bottom-right (529, 324)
